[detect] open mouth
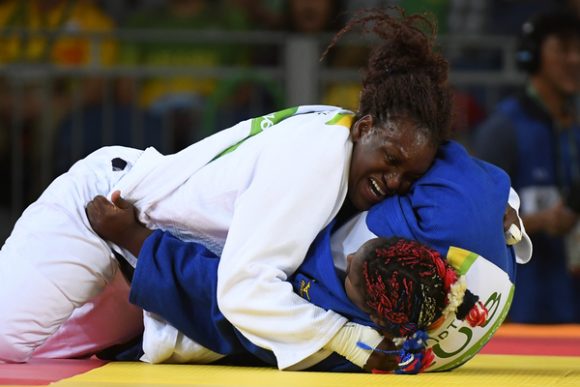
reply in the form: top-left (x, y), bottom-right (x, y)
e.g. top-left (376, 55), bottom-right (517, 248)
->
top-left (369, 177), bottom-right (386, 198)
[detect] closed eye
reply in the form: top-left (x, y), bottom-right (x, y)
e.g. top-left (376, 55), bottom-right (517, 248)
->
top-left (384, 153), bottom-right (399, 165)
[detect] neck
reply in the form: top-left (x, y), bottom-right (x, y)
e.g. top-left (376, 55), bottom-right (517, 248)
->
top-left (530, 76), bottom-right (573, 127)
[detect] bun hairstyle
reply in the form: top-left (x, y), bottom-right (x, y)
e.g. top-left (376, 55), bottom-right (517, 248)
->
top-left (358, 237), bottom-right (488, 374)
top-left (322, 7), bottom-right (453, 145)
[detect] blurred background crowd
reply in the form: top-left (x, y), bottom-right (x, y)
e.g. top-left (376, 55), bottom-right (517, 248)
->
top-left (0, 0), bottom-right (579, 324)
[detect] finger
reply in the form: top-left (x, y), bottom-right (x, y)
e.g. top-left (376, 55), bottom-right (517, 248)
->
top-left (110, 190), bottom-right (121, 203)
top-left (93, 195), bottom-right (114, 208)
top-left (91, 194), bottom-right (110, 202)
top-left (111, 190), bottom-right (132, 210)
top-left (503, 206), bottom-right (518, 231)
top-left (85, 199), bottom-right (103, 225)
top-left (505, 223), bottom-right (522, 245)
top-left (85, 201), bottom-right (95, 219)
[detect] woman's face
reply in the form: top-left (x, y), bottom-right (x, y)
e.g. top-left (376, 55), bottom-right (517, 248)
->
top-left (344, 238), bottom-right (383, 326)
top-left (344, 244), bottom-right (370, 314)
top-left (538, 34), bottom-right (580, 96)
top-left (348, 115), bottom-right (436, 211)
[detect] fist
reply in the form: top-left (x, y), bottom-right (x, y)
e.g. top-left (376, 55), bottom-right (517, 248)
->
top-left (86, 191), bottom-right (143, 247)
top-left (362, 337), bottom-right (399, 373)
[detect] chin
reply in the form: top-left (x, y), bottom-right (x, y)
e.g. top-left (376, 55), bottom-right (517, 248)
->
top-left (353, 197), bottom-right (372, 211)
top-left (347, 192), bottom-right (365, 212)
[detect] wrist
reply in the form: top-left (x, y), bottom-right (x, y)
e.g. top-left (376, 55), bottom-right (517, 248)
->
top-left (120, 225), bottom-right (153, 257)
top-left (324, 322), bottom-right (383, 368)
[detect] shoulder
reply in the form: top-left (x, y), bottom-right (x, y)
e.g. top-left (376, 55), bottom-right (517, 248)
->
top-left (265, 108), bottom-right (352, 152)
top-left (473, 107), bottom-right (517, 152)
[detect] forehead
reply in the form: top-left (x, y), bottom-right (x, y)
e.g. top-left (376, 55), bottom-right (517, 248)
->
top-left (543, 34), bottom-right (580, 49)
top-left (374, 118), bottom-right (434, 159)
top-left (377, 115), bottom-right (430, 141)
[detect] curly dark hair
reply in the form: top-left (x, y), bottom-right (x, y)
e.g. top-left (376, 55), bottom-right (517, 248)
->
top-left (323, 7), bottom-right (453, 145)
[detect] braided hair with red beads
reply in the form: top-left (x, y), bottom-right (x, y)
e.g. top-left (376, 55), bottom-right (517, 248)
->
top-left (357, 237), bottom-right (488, 373)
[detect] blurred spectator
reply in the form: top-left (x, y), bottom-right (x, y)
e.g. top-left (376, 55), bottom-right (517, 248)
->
top-left (0, 0), bottom-right (116, 66)
top-left (52, 78), bottom-right (165, 177)
top-left (0, 0), bottom-right (117, 209)
top-left (198, 0), bottom-right (285, 133)
top-left (447, 0), bottom-right (485, 36)
top-left (487, 0), bottom-right (564, 36)
top-left (285, 0), bottom-right (361, 111)
top-left (223, 0), bottom-right (285, 31)
top-left (287, 0), bottom-right (344, 34)
top-left (322, 42), bottom-right (366, 111)
top-left (0, 0), bottom-right (117, 121)
top-left (399, 0), bottom-right (449, 34)
top-left (473, 10), bottom-right (580, 323)
top-left (117, 0), bottom-right (250, 151)
top-left (570, 0), bottom-right (580, 16)
top-left (450, 87), bottom-right (486, 150)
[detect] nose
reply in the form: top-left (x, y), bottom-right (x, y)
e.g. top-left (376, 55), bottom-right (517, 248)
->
top-left (385, 173), bottom-right (413, 195)
top-left (385, 173), bottom-right (402, 194)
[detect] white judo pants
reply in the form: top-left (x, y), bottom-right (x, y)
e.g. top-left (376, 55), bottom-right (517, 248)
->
top-left (0, 146), bottom-right (145, 362)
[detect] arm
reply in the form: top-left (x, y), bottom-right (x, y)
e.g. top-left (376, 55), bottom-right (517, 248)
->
top-left (521, 202), bottom-right (577, 236)
top-left (215, 124), bottom-right (384, 370)
top-left (87, 191), bottom-right (396, 371)
top-left (86, 191), bottom-right (152, 257)
top-left (472, 113), bottom-right (518, 176)
top-left (87, 192), bottom-right (244, 355)
top-left (473, 114), bottom-right (577, 237)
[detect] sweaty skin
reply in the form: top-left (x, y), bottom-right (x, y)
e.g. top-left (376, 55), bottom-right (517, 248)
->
top-left (348, 114), bottom-right (436, 211)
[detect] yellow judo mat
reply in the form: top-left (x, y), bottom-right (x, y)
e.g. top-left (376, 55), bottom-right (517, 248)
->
top-left (3, 354), bottom-right (578, 387)
top-left (2, 324), bottom-right (580, 387)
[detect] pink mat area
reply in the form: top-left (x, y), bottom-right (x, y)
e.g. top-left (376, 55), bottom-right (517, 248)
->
top-left (0, 358), bottom-right (105, 385)
top-left (481, 324), bottom-right (580, 356)
top-left (481, 336), bottom-right (580, 356)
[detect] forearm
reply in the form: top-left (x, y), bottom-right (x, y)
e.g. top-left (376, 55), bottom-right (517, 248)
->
top-left (323, 322), bottom-right (384, 369)
top-left (121, 225), bottom-right (154, 257)
top-left (217, 121), bottom-right (352, 368)
top-left (522, 205), bottom-right (578, 236)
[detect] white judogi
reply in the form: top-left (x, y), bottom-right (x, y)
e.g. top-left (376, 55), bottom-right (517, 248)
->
top-left (0, 106), bottom-right (355, 369)
top-left (0, 146), bottom-right (145, 361)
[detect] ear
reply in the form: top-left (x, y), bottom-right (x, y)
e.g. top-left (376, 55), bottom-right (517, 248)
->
top-left (370, 314), bottom-right (385, 328)
top-left (351, 114), bottom-right (374, 142)
top-left (346, 253), bottom-right (354, 266)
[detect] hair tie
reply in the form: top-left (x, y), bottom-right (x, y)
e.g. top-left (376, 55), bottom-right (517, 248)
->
top-left (358, 330), bottom-right (434, 374)
top-left (465, 300), bottom-right (488, 327)
top-left (441, 275), bottom-right (467, 318)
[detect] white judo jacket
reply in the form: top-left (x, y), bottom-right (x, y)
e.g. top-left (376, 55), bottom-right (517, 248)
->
top-left (112, 105), bottom-right (354, 369)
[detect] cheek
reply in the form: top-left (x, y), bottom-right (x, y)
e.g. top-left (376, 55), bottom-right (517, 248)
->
top-left (349, 148), bottom-right (370, 182)
top-left (408, 147), bottom-right (437, 177)
top-left (543, 53), bottom-right (569, 78)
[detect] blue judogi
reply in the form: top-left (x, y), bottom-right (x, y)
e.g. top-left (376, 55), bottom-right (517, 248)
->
top-left (131, 228), bottom-right (359, 371)
top-left (129, 141), bottom-right (516, 369)
top-left (364, 141), bottom-right (515, 279)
